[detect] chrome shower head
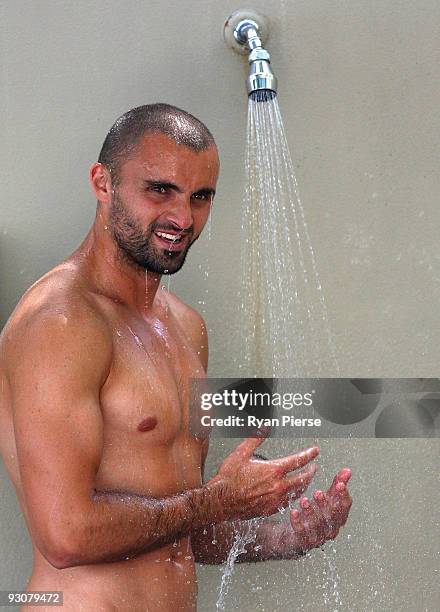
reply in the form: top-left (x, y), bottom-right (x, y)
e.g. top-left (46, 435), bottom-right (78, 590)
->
top-left (224, 9), bottom-right (278, 99)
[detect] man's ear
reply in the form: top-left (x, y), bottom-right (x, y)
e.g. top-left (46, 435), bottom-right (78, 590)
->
top-left (89, 162), bottom-right (113, 204)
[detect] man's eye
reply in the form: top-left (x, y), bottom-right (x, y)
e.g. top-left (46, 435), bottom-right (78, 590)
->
top-left (151, 185), bottom-right (167, 194)
top-left (193, 193), bottom-right (208, 201)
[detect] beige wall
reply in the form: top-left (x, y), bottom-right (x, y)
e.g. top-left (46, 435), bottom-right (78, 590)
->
top-left (1, 1), bottom-right (439, 610)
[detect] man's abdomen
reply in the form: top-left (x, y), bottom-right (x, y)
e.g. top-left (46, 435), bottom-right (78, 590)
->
top-left (28, 538), bottom-right (197, 611)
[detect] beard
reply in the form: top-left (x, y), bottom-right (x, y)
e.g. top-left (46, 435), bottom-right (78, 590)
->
top-left (108, 191), bottom-right (196, 275)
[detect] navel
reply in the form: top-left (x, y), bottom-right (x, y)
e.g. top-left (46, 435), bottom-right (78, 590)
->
top-left (137, 416), bottom-right (158, 432)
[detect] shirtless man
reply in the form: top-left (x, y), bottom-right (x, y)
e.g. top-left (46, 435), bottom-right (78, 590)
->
top-left (0, 103), bottom-right (352, 611)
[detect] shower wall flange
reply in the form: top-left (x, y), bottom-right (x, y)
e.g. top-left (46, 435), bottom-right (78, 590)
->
top-left (223, 9), bottom-right (270, 55)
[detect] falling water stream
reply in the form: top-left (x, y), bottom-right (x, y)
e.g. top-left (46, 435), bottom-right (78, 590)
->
top-left (240, 91), bottom-right (340, 379)
top-left (216, 93), bottom-right (342, 610)
top-left (216, 519), bottom-right (260, 610)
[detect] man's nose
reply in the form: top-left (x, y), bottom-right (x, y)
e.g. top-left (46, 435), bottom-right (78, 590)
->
top-left (166, 194), bottom-right (193, 230)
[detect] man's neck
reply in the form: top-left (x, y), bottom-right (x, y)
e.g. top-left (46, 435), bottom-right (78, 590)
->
top-left (72, 218), bottom-right (162, 315)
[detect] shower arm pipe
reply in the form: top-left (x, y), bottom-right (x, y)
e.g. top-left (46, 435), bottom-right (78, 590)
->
top-left (240, 24), bottom-right (263, 51)
top-left (234, 20), bottom-right (268, 59)
top-left (232, 17), bottom-right (278, 97)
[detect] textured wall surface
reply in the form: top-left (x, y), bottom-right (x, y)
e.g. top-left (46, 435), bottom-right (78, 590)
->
top-left (1, 1), bottom-right (439, 610)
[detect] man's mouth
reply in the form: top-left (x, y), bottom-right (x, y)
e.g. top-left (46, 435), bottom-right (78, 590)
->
top-left (153, 230), bottom-right (187, 250)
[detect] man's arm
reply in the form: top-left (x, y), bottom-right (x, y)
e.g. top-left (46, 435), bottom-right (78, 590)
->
top-left (7, 303), bottom-right (318, 569)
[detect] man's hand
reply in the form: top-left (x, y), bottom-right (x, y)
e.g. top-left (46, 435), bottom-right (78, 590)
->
top-left (285, 468), bottom-right (352, 554)
top-left (207, 431), bottom-right (319, 522)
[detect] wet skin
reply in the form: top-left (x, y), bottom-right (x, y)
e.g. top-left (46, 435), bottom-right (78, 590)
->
top-left (0, 133), bottom-right (352, 611)
top-left (284, 469), bottom-right (352, 556)
top-left (0, 133), bottom-right (219, 611)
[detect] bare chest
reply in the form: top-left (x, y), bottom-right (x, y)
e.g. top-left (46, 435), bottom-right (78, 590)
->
top-left (96, 309), bottom-right (206, 493)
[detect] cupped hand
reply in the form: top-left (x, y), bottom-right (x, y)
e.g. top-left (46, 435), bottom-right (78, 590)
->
top-left (289, 468), bottom-right (352, 552)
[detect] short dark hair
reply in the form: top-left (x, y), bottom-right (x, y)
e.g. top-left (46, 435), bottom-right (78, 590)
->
top-left (98, 103), bottom-right (216, 185)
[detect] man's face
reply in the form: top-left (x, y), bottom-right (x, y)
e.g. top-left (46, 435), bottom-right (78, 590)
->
top-left (107, 132), bottom-right (219, 275)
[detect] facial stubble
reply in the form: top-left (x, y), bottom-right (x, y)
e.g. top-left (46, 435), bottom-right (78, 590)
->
top-left (108, 191), bottom-right (196, 275)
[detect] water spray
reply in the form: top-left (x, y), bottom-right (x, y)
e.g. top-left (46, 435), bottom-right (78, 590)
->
top-left (223, 9), bottom-right (278, 100)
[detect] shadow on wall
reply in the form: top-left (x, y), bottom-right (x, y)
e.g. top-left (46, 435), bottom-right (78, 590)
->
top-left (1, 232), bottom-right (21, 329)
top-left (0, 460), bottom-right (33, 588)
top-left (0, 230), bottom-right (56, 330)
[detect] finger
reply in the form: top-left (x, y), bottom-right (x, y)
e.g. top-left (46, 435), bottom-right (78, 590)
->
top-left (231, 428), bottom-right (269, 459)
top-left (270, 446), bottom-right (319, 474)
top-left (328, 485), bottom-right (352, 527)
top-left (290, 509), bottom-right (305, 533)
top-left (291, 508), bottom-right (300, 521)
top-left (306, 501), bottom-right (328, 543)
top-left (300, 496), bottom-right (313, 513)
top-left (330, 483), bottom-right (348, 511)
top-left (333, 483), bottom-right (352, 513)
top-left (313, 492), bottom-right (333, 534)
top-left (313, 490), bottom-right (331, 535)
top-left (328, 468), bottom-right (352, 496)
top-left (285, 463), bottom-right (317, 498)
top-left (328, 484), bottom-right (348, 510)
top-left (298, 499), bottom-right (321, 544)
top-left (338, 468), bottom-right (352, 484)
top-left (313, 490), bottom-right (325, 505)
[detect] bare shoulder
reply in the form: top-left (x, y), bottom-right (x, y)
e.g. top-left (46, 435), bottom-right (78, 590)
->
top-left (164, 289), bottom-right (207, 330)
top-left (0, 264), bottom-right (113, 382)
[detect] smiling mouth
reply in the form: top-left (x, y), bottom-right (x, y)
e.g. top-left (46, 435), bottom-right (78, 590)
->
top-left (155, 231), bottom-right (183, 242)
top-left (153, 230), bottom-right (187, 250)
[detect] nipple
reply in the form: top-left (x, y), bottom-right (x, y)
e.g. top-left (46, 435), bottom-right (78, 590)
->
top-left (137, 416), bottom-right (158, 432)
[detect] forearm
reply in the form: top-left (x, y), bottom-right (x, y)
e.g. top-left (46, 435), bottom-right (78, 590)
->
top-left (55, 482), bottom-right (225, 568)
top-left (192, 519), bottom-right (304, 565)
